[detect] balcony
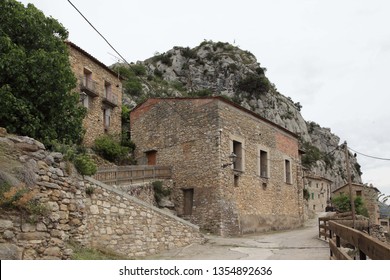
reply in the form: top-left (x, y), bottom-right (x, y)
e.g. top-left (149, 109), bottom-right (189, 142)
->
top-left (102, 91), bottom-right (118, 107)
top-left (79, 76), bottom-right (99, 97)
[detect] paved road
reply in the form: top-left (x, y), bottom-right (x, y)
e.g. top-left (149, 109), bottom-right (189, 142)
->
top-left (146, 214), bottom-right (330, 260)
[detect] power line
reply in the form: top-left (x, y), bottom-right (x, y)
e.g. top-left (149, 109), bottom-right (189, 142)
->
top-left (67, 0), bottom-right (129, 66)
top-left (67, 0), bottom-right (156, 90)
top-left (348, 146), bottom-right (390, 161)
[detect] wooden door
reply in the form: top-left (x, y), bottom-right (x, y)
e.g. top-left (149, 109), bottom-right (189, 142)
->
top-left (183, 189), bottom-right (194, 215)
top-left (146, 151), bottom-right (157, 165)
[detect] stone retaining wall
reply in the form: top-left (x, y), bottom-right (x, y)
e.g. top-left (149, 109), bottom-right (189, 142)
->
top-left (0, 129), bottom-right (203, 259)
top-left (84, 177), bottom-right (201, 258)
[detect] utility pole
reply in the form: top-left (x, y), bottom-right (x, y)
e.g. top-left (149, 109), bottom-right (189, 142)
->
top-left (344, 141), bottom-right (356, 228)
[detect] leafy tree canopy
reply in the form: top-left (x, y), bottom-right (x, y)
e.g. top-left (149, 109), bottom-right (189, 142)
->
top-left (332, 193), bottom-right (369, 217)
top-left (0, 0), bottom-right (86, 145)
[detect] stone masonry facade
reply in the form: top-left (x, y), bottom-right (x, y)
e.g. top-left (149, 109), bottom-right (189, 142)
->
top-left (0, 129), bottom-right (203, 259)
top-left (67, 41), bottom-right (122, 147)
top-left (130, 97), bottom-right (305, 236)
top-left (304, 173), bottom-right (332, 216)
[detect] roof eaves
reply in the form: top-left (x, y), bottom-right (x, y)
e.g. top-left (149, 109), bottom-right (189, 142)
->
top-left (65, 41), bottom-right (123, 80)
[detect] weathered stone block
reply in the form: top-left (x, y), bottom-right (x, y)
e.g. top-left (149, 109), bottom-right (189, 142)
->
top-left (17, 232), bottom-right (49, 241)
top-left (89, 205), bottom-right (99, 214)
top-left (0, 220), bottom-right (13, 231)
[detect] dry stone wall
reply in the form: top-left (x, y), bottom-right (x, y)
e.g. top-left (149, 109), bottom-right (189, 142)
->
top-left (0, 129), bottom-right (203, 259)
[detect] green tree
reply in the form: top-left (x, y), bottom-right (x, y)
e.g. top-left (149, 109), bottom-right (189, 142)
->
top-left (0, 0), bottom-right (86, 145)
top-left (332, 193), bottom-right (369, 217)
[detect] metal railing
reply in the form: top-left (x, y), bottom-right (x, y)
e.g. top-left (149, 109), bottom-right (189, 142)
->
top-left (93, 165), bottom-right (172, 185)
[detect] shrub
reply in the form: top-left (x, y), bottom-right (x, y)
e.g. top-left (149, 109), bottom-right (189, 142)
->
top-left (94, 135), bottom-right (130, 164)
top-left (85, 186), bottom-right (94, 196)
top-left (236, 74), bottom-right (271, 97)
top-left (0, 183), bottom-right (49, 221)
top-left (160, 55), bottom-right (172, 66)
top-left (152, 181), bottom-right (171, 203)
top-left (301, 142), bottom-right (322, 169)
top-left (74, 154), bottom-right (97, 176)
top-left (154, 69), bottom-right (163, 78)
top-left (332, 193), bottom-right (369, 217)
top-left (121, 105), bottom-right (131, 123)
top-left (130, 64), bottom-right (146, 76)
top-left (181, 47), bottom-right (197, 59)
top-left (125, 76), bottom-right (143, 96)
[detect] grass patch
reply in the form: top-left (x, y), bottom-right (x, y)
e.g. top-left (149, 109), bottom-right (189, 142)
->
top-left (69, 242), bottom-right (129, 260)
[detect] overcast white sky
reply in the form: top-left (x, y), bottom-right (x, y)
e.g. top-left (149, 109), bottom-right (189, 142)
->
top-left (19, 0), bottom-right (390, 199)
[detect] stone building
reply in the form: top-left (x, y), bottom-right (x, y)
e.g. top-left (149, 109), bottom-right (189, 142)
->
top-left (130, 97), bottom-right (304, 236)
top-left (66, 41), bottom-right (122, 147)
top-left (332, 183), bottom-right (380, 225)
top-left (304, 173), bottom-right (332, 214)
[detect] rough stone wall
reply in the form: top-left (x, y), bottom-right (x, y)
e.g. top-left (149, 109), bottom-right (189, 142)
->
top-left (0, 130), bottom-right (202, 259)
top-left (131, 98), bottom-right (224, 234)
top-left (218, 100), bottom-right (303, 234)
top-left (131, 98), bottom-right (304, 236)
top-left (0, 133), bottom-right (87, 259)
top-left (67, 43), bottom-right (122, 147)
top-left (84, 177), bottom-right (202, 258)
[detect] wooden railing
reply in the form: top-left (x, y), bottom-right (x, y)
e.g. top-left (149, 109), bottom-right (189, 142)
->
top-left (328, 220), bottom-right (390, 260)
top-left (318, 212), bottom-right (369, 240)
top-left (93, 165), bottom-right (172, 185)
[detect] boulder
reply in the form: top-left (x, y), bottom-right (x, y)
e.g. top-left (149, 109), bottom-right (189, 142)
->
top-left (0, 243), bottom-right (22, 260)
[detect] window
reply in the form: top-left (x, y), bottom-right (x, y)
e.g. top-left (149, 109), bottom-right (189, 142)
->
top-left (104, 81), bottom-right (112, 99)
top-left (311, 193), bottom-right (314, 200)
top-left (356, 190), bottom-right (362, 197)
top-left (313, 205), bottom-right (316, 210)
top-left (260, 150), bottom-right (268, 178)
top-left (81, 93), bottom-right (89, 109)
top-left (233, 140), bottom-right (243, 171)
top-left (234, 174), bottom-right (239, 187)
top-left (284, 159), bottom-right (292, 184)
top-left (83, 68), bottom-right (92, 89)
top-left (183, 189), bottom-right (194, 216)
top-left (103, 108), bottom-right (111, 130)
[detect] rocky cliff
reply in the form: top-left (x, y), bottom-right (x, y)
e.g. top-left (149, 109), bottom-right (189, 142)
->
top-left (119, 40), bottom-right (362, 190)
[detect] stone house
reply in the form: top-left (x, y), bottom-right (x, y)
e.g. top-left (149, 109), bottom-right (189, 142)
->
top-left (130, 97), bottom-right (304, 236)
top-left (304, 173), bottom-right (332, 214)
top-left (66, 41), bottom-right (122, 147)
top-left (332, 183), bottom-right (380, 225)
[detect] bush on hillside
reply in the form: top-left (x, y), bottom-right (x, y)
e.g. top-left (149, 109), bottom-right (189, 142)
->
top-left (73, 154), bottom-right (97, 176)
top-left (94, 135), bottom-right (130, 164)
